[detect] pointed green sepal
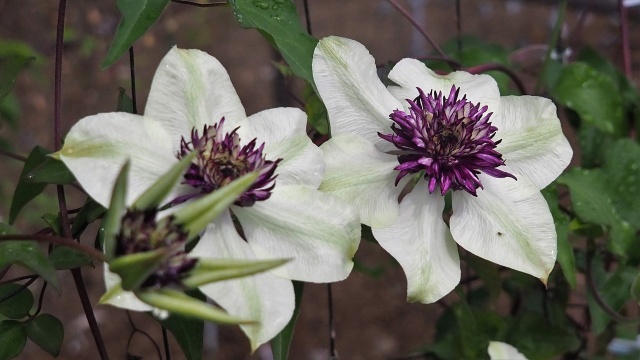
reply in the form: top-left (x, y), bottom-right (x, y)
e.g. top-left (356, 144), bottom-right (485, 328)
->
top-left (102, 161), bottom-right (130, 260)
top-left (132, 152), bottom-right (196, 211)
top-left (108, 248), bottom-right (170, 291)
top-left (181, 258), bottom-right (289, 289)
top-left (173, 172), bottom-right (258, 239)
top-left (135, 288), bottom-right (256, 325)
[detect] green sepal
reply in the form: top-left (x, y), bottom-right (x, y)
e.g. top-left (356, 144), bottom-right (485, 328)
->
top-left (135, 288), bottom-right (255, 325)
top-left (108, 248), bottom-right (170, 291)
top-left (181, 257), bottom-right (289, 288)
top-left (102, 161), bottom-right (130, 260)
top-left (173, 172), bottom-right (258, 239)
top-left (132, 152), bottom-right (195, 211)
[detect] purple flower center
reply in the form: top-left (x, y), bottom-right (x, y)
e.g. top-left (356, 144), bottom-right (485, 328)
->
top-left (176, 118), bottom-right (281, 207)
top-left (117, 209), bottom-right (197, 289)
top-left (378, 85), bottom-right (515, 196)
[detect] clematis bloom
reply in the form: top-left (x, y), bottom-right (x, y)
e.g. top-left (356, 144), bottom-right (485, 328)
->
top-left (313, 36), bottom-right (572, 303)
top-left (58, 46), bottom-right (360, 349)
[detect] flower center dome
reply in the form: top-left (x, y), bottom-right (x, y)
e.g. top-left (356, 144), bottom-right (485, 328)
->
top-left (176, 118), bottom-right (281, 207)
top-left (379, 85), bottom-right (515, 196)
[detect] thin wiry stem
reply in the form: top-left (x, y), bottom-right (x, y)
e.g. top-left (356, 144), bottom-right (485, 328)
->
top-left (0, 276), bottom-right (37, 303)
top-left (0, 234), bottom-right (105, 262)
top-left (0, 274), bottom-right (38, 286)
top-left (618, 0), bottom-right (632, 78)
top-left (455, 0), bottom-right (462, 53)
top-left (129, 47), bottom-right (138, 114)
top-left (0, 148), bottom-right (27, 162)
top-left (535, 0), bottom-right (567, 94)
top-left (162, 326), bottom-right (171, 360)
top-left (328, 284), bottom-right (338, 359)
top-left (72, 269), bottom-right (111, 359)
top-left (31, 281), bottom-right (48, 318)
top-left (465, 63), bottom-right (528, 95)
top-left (171, 0), bottom-right (227, 7)
top-left (53, 0), bottom-right (65, 150)
top-left (125, 311), bottom-right (162, 360)
top-left (386, 0), bottom-right (448, 60)
top-left (586, 239), bottom-right (640, 324)
top-left (303, 0), bottom-right (312, 35)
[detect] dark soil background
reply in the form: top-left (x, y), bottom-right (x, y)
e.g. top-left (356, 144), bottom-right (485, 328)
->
top-left (1, 1), bottom-right (639, 359)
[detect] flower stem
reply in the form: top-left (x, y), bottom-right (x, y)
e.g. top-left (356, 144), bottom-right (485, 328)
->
top-left (386, 0), bottom-right (448, 60)
top-left (618, 0), bottom-right (633, 78)
top-left (465, 63), bottom-right (528, 95)
top-left (171, 0), bottom-right (227, 7)
top-left (535, 0), bottom-right (567, 94)
top-left (327, 283), bottom-right (338, 359)
top-left (72, 268), bottom-right (111, 359)
top-left (0, 234), bottom-right (106, 262)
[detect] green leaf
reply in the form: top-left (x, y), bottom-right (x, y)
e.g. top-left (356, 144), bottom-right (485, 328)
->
top-left (108, 248), bottom-right (170, 291)
top-left (556, 168), bottom-right (618, 226)
top-left (9, 146), bottom-right (49, 224)
top-left (603, 139), bottom-right (640, 229)
top-left (541, 185), bottom-right (576, 288)
top-left (25, 314), bottom-right (63, 357)
top-left (0, 320), bottom-right (27, 360)
top-left (25, 155), bottom-right (76, 185)
top-left (102, 162), bottom-right (130, 260)
top-left (181, 257), bottom-right (288, 288)
top-left (71, 198), bottom-right (106, 238)
top-left (0, 239), bottom-right (59, 291)
top-left (41, 214), bottom-right (61, 236)
top-left (157, 290), bottom-right (204, 360)
top-left (271, 281), bottom-right (303, 360)
top-left (631, 272), bottom-right (640, 303)
top-left (229, 0), bottom-right (318, 86)
top-left (174, 172), bottom-right (258, 239)
top-left (0, 55), bottom-right (33, 101)
top-left (117, 87), bottom-right (134, 113)
top-left (303, 84), bottom-right (328, 134)
top-left (505, 312), bottom-right (580, 360)
top-left (551, 62), bottom-right (625, 136)
top-left (589, 263), bottom-right (638, 334)
top-left (578, 126), bottom-right (612, 168)
top-left (0, 283), bottom-right (34, 319)
top-left (102, 0), bottom-right (170, 69)
top-left (132, 152), bottom-right (195, 211)
top-left (49, 246), bottom-right (93, 270)
top-left (464, 254), bottom-right (501, 302)
top-left (136, 288), bottom-right (253, 324)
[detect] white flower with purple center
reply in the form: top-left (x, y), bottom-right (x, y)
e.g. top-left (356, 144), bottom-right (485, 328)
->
top-left (313, 36), bottom-right (573, 303)
top-left (57, 47), bottom-right (360, 349)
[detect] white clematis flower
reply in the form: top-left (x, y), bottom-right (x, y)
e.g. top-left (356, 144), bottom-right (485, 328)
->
top-left (488, 341), bottom-right (529, 360)
top-left (58, 46), bottom-right (360, 349)
top-left (313, 36), bottom-right (572, 304)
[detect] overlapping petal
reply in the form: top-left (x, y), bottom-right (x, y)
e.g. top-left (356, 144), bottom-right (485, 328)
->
top-left (373, 184), bottom-right (460, 303)
top-left (189, 213), bottom-right (294, 351)
top-left (241, 107), bottom-right (325, 188)
top-left (319, 133), bottom-right (402, 228)
top-left (58, 112), bottom-right (177, 207)
top-left (101, 266), bottom-right (152, 311)
top-left (494, 96), bottom-right (573, 189)
top-left (232, 185), bottom-right (360, 283)
top-left (313, 36), bottom-right (403, 152)
top-left (450, 173), bottom-right (557, 282)
top-left (145, 47), bottom-right (247, 149)
top-left (387, 58), bottom-right (501, 114)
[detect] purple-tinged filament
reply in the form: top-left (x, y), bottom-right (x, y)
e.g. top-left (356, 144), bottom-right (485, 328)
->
top-left (176, 118), bottom-right (281, 207)
top-left (378, 85), bottom-right (515, 196)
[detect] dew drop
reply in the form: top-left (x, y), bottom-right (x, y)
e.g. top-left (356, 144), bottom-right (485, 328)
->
top-left (255, 1), bottom-right (269, 9)
top-left (272, 4), bottom-right (279, 10)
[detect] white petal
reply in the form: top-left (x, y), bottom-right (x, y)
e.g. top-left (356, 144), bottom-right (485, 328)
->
top-left (190, 211), bottom-right (294, 351)
top-left (373, 184), bottom-right (460, 303)
top-left (59, 113), bottom-right (177, 207)
top-left (387, 58), bottom-right (501, 114)
top-left (241, 108), bottom-right (325, 188)
top-left (313, 36), bottom-right (402, 152)
top-left (319, 133), bottom-right (401, 228)
top-left (102, 265), bottom-right (152, 311)
top-left (451, 174), bottom-right (556, 282)
top-left (488, 341), bottom-right (529, 360)
top-left (232, 185), bottom-right (360, 283)
top-left (145, 47), bottom-right (247, 149)
top-left (494, 96), bottom-right (573, 189)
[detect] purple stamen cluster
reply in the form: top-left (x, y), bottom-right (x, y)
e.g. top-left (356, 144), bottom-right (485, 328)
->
top-left (177, 118), bottom-right (281, 207)
top-left (117, 210), bottom-right (197, 289)
top-left (379, 85), bottom-right (515, 196)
